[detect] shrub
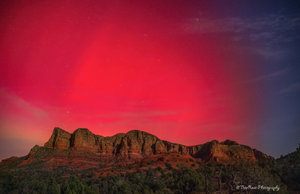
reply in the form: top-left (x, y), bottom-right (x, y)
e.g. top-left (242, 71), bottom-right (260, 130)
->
top-left (165, 162), bottom-right (173, 170)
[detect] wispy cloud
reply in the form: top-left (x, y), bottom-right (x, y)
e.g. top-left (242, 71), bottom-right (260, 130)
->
top-left (242, 69), bottom-right (289, 84)
top-left (0, 88), bottom-right (48, 119)
top-left (182, 14), bottom-right (300, 58)
top-left (279, 82), bottom-right (300, 93)
top-left (183, 14), bottom-right (300, 44)
top-left (245, 47), bottom-right (288, 59)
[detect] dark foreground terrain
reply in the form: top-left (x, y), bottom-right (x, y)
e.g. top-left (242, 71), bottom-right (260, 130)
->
top-left (0, 127), bottom-right (299, 194)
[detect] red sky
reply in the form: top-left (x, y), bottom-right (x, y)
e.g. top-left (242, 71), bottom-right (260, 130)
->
top-left (1, 0), bottom-right (299, 160)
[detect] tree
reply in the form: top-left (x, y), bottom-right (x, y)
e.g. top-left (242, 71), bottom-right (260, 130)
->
top-left (118, 182), bottom-right (132, 194)
top-left (160, 188), bottom-right (174, 194)
top-left (197, 162), bottom-right (215, 194)
top-left (174, 164), bottom-right (204, 194)
top-left (46, 177), bottom-right (60, 194)
top-left (165, 162), bottom-right (173, 170)
top-left (70, 175), bottom-right (84, 194)
top-left (27, 179), bottom-right (47, 194)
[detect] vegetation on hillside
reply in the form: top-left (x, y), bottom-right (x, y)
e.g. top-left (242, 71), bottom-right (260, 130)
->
top-left (0, 160), bottom-right (292, 194)
top-left (0, 144), bottom-right (299, 194)
top-left (277, 143), bottom-right (300, 192)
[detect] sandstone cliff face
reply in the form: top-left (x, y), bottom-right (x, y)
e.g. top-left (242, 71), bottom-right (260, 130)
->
top-left (196, 140), bottom-right (256, 161)
top-left (71, 128), bottom-right (103, 153)
top-left (44, 127), bottom-right (71, 150)
top-left (42, 127), bottom-right (272, 161)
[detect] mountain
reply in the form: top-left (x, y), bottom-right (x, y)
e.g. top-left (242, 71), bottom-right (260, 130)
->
top-left (0, 127), bottom-right (273, 172)
top-left (1, 127), bottom-right (297, 194)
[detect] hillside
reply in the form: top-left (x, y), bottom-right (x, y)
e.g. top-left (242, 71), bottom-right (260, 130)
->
top-left (0, 127), bottom-right (273, 172)
top-left (0, 127), bottom-right (298, 194)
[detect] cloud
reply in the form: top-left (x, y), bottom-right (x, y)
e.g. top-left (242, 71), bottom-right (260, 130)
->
top-left (279, 82), bottom-right (300, 93)
top-left (242, 69), bottom-right (289, 84)
top-left (180, 14), bottom-right (300, 59)
top-left (0, 88), bottom-right (64, 140)
top-left (183, 14), bottom-right (300, 43)
top-left (0, 88), bottom-right (49, 119)
top-left (245, 47), bottom-right (288, 59)
top-left (182, 14), bottom-right (300, 57)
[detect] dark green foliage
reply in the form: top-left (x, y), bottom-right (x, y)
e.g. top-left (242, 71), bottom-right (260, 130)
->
top-left (277, 143), bottom-right (300, 192)
top-left (2, 145), bottom-right (300, 194)
top-left (165, 162), bottom-right (173, 170)
top-left (46, 177), bottom-right (60, 194)
top-left (160, 188), bottom-right (174, 194)
top-left (173, 164), bottom-right (205, 194)
top-left (197, 162), bottom-right (214, 194)
top-left (155, 166), bottom-right (162, 172)
top-left (68, 175), bottom-right (84, 194)
top-left (0, 163), bottom-right (290, 194)
top-left (27, 179), bottom-right (47, 194)
top-left (0, 174), bottom-right (20, 194)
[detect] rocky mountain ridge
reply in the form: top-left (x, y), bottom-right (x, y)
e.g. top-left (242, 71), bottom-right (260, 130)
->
top-left (0, 127), bottom-right (274, 171)
top-left (42, 127), bottom-right (272, 161)
top-left (0, 127), bottom-right (296, 194)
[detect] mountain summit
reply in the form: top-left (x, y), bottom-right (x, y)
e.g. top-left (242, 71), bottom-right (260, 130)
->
top-left (42, 127), bottom-right (271, 161)
top-left (0, 127), bottom-right (273, 173)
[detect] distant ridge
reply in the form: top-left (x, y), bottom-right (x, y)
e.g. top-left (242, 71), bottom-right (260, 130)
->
top-left (0, 127), bottom-right (274, 171)
top-left (43, 127), bottom-right (272, 160)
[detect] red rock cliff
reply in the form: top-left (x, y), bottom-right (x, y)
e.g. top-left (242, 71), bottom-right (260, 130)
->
top-left (43, 127), bottom-right (272, 161)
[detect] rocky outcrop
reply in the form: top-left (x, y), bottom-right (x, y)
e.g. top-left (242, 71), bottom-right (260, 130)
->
top-left (18, 145), bottom-right (41, 166)
top-left (71, 128), bottom-right (103, 153)
top-left (1, 127), bottom-right (275, 170)
top-left (44, 127), bottom-right (71, 150)
top-left (42, 127), bottom-right (272, 161)
top-left (195, 140), bottom-right (255, 161)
